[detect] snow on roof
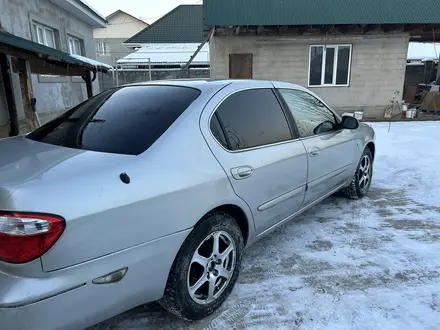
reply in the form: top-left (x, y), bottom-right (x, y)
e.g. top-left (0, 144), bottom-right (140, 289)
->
top-left (408, 42), bottom-right (440, 61)
top-left (70, 54), bottom-right (114, 70)
top-left (117, 43), bottom-right (209, 65)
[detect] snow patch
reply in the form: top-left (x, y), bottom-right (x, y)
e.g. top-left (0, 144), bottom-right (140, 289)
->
top-left (70, 54), bottom-right (113, 70)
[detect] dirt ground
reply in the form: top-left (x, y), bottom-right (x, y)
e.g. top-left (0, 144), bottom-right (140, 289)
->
top-left (90, 122), bottom-right (440, 330)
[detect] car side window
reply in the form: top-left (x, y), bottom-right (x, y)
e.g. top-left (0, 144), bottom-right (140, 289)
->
top-left (210, 89), bottom-right (292, 151)
top-left (278, 89), bottom-right (336, 138)
top-left (210, 113), bottom-right (228, 149)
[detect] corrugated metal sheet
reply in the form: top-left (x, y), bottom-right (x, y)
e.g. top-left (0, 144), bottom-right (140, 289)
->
top-left (204, 0), bottom-right (440, 26)
top-left (117, 44), bottom-right (209, 65)
top-left (125, 5), bottom-right (204, 44)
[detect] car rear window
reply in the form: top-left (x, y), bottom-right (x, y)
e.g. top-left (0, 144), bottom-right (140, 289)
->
top-left (26, 85), bottom-right (200, 155)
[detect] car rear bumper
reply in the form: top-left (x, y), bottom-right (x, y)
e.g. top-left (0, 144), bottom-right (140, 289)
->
top-left (0, 228), bottom-right (191, 330)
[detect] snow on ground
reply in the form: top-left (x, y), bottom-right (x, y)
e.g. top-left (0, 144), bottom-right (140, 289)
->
top-left (90, 122), bottom-right (440, 330)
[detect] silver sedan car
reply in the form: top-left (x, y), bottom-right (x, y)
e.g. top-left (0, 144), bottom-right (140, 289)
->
top-left (0, 80), bottom-right (375, 330)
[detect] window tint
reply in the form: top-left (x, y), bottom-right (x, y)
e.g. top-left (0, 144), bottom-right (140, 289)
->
top-left (212, 89), bottom-right (292, 151)
top-left (279, 89), bottom-right (336, 138)
top-left (26, 85), bottom-right (200, 155)
top-left (210, 114), bottom-right (228, 149)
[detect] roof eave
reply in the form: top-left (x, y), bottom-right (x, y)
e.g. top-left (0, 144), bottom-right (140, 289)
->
top-left (122, 42), bottom-right (142, 47)
top-left (0, 30), bottom-right (111, 72)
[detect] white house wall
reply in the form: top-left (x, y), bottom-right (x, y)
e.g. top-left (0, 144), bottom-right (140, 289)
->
top-left (210, 33), bottom-right (409, 119)
top-left (0, 0), bottom-right (100, 136)
top-left (93, 11), bottom-right (148, 66)
top-left (93, 12), bottom-right (148, 39)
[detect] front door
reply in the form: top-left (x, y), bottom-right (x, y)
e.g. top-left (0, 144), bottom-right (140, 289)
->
top-left (200, 81), bottom-right (307, 234)
top-left (276, 87), bottom-right (356, 206)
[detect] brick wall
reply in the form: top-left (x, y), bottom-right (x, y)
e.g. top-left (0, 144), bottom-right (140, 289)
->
top-left (210, 33), bottom-right (409, 119)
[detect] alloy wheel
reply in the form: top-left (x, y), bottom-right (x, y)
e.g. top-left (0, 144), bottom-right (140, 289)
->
top-left (358, 154), bottom-right (372, 192)
top-left (187, 231), bottom-right (236, 305)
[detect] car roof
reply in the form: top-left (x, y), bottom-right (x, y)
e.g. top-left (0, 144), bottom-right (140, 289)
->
top-left (123, 79), bottom-right (304, 93)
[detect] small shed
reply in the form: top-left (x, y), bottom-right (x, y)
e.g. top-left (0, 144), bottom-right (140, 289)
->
top-left (0, 29), bottom-right (111, 135)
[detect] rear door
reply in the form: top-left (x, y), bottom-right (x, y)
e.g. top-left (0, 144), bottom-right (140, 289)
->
top-left (276, 86), bottom-right (356, 206)
top-left (200, 81), bottom-right (307, 234)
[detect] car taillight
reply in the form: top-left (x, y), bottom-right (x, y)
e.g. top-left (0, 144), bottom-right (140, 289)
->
top-left (0, 212), bottom-right (65, 263)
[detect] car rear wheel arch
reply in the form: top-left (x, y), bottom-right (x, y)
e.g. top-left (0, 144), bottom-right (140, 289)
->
top-left (205, 204), bottom-right (249, 246)
top-left (366, 141), bottom-right (375, 160)
top-left (161, 209), bottom-right (246, 319)
top-left (163, 204), bottom-right (249, 293)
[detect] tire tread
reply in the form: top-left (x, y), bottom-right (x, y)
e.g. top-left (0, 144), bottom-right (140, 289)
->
top-left (341, 147), bottom-right (373, 200)
top-left (160, 211), bottom-right (243, 320)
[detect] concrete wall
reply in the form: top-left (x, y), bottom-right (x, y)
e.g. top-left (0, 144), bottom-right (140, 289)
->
top-left (0, 0), bottom-right (100, 136)
top-left (210, 33), bottom-right (410, 119)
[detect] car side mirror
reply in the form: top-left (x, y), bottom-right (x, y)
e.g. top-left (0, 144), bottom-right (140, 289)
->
top-left (340, 116), bottom-right (359, 130)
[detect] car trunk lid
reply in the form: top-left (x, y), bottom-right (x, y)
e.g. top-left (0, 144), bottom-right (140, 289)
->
top-left (0, 136), bottom-right (86, 187)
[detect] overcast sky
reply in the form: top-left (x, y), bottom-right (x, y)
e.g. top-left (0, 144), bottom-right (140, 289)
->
top-left (84, 0), bottom-right (202, 24)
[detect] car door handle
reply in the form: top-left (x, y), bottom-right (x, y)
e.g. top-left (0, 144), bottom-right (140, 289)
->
top-left (308, 148), bottom-right (320, 157)
top-left (231, 166), bottom-right (254, 180)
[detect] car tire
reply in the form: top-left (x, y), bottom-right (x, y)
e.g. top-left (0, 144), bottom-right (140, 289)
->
top-left (160, 211), bottom-right (244, 320)
top-left (341, 147), bottom-right (373, 199)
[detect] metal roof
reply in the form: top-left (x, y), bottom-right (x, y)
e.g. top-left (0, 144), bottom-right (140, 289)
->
top-left (204, 0), bottom-right (440, 26)
top-left (124, 5), bottom-right (204, 44)
top-left (0, 30), bottom-right (112, 71)
top-left (117, 43), bottom-right (209, 65)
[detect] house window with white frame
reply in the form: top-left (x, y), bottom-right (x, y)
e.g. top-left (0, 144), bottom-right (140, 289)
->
top-left (308, 45), bottom-right (352, 87)
top-left (97, 41), bottom-right (108, 55)
top-left (68, 36), bottom-right (82, 55)
top-left (32, 23), bottom-right (56, 48)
